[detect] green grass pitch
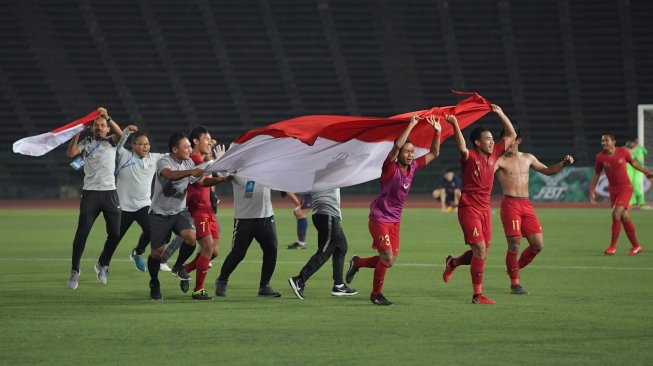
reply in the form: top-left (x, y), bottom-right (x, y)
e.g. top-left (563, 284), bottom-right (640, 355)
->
top-left (0, 206), bottom-right (651, 365)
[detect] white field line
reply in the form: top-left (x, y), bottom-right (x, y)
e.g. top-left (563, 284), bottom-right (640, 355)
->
top-left (0, 257), bottom-right (651, 271)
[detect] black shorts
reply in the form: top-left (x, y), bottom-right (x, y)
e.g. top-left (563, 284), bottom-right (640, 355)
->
top-left (149, 210), bottom-right (195, 249)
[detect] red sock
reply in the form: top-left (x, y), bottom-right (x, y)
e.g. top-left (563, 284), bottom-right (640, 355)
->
top-left (194, 255), bottom-right (211, 292)
top-left (184, 254), bottom-right (200, 273)
top-left (470, 256), bottom-right (485, 295)
top-left (518, 247), bottom-right (539, 269)
top-left (623, 220), bottom-right (641, 247)
top-left (357, 256), bottom-right (379, 268)
top-left (453, 250), bottom-right (473, 267)
top-left (372, 260), bottom-right (390, 296)
top-left (610, 219), bottom-right (621, 247)
top-left (506, 251), bottom-right (519, 286)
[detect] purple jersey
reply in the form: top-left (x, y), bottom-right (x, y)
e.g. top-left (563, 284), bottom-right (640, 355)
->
top-left (369, 156), bottom-right (426, 222)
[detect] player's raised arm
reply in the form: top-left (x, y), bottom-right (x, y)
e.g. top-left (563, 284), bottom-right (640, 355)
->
top-left (66, 127), bottom-right (85, 158)
top-left (531, 154), bottom-right (574, 176)
top-left (492, 104), bottom-right (517, 148)
top-left (423, 115), bottom-right (441, 165)
top-left (387, 114), bottom-right (420, 162)
top-left (445, 114), bottom-right (469, 160)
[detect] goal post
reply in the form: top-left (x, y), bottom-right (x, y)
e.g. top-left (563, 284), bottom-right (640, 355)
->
top-left (638, 104), bottom-right (653, 169)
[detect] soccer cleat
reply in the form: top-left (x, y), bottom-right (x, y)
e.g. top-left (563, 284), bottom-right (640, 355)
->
top-left (180, 280), bottom-right (190, 293)
top-left (370, 293), bottom-right (393, 306)
top-left (345, 256), bottom-right (360, 284)
top-left (510, 284), bottom-right (528, 295)
top-left (288, 276), bottom-right (305, 299)
top-left (442, 255), bottom-right (455, 283)
top-left (192, 289), bottom-right (213, 300)
top-left (67, 270), bottom-right (80, 289)
top-left (628, 246), bottom-right (643, 256)
top-left (149, 281), bottom-right (163, 300)
top-left (286, 241), bottom-right (306, 249)
top-left (215, 280), bottom-right (228, 297)
top-left (472, 294), bottom-right (495, 304)
top-left (604, 246), bottom-right (617, 255)
top-left (172, 265), bottom-right (191, 281)
top-left (331, 284), bottom-right (358, 297)
top-left (258, 285), bottom-right (281, 298)
top-left (94, 263), bottom-right (109, 285)
top-left (129, 249), bottom-right (146, 272)
top-left (159, 262), bottom-right (172, 272)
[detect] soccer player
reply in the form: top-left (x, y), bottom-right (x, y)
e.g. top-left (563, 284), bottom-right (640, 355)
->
top-left (441, 105), bottom-right (517, 305)
top-left (432, 168), bottom-right (462, 212)
top-left (288, 188), bottom-right (357, 299)
top-left (494, 126), bottom-right (574, 294)
top-left (174, 126), bottom-right (230, 299)
top-left (100, 130), bottom-right (167, 273)
top-left (626, 139), bottom-right (648, 207)
top-left (65, 108), bottom-right (132, 289)
top-left (146, 133), bottom-right (223, 300)
top-left (285, 192), bottom-right (312, 249)
top-left (345, 114), bottom-right (441, 306)
top-left (589, 133), bottom-right (653, 256)
top-left (214, 177), bottom-right (282, 298)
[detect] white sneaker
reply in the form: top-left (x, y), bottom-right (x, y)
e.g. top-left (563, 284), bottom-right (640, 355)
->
top-left (67, 270), bottom-right (80, 289)
top-left (94, 263), bottom-right (109, 285)
top-left (160, 262), bottom-right (172, 272)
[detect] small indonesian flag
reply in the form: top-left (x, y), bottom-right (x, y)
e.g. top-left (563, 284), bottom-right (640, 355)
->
top-left (204, 92), bottom-right (492, 192)
top-left (13, 110), bottom-right (101, 156)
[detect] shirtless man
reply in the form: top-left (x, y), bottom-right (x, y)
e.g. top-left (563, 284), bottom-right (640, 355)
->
top-left (494, 127), bottom-right (574, 294)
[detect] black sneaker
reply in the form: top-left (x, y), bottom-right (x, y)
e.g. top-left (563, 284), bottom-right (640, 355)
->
top-left (370, 293), bottom-right (393, 306)
top-left (258, 285), bottom-right (281, 298)
top-left (288, 276), bottom-right (305, 299)
top-left (149, 281), bottom-right (163, 301)
top-left (331, 284), bottom-right (357, 296)
top-left (215, 280), bottom-right (227, 297)
top-left (172, 266), bottom-right (191, 281)
top-left (287, 241), bottom-right (306, 249)
top-left (180, 279), bottom-right (190, 293)
top-left (510, 284), bottom-right (528, 295)
top-left (345, 256), bottom-right (360, 284)
top-left (192, 289), bottom-right (214, 300)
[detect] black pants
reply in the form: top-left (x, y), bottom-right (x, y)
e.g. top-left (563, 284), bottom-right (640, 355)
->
top-left (98, 206), bottom-right (150, 265)
top-left (298, 214), bottom-right (347, 284)
top-left (218, 216), bottom-right (278, 288)
top-left (71, 190), bottom-right (121, 271)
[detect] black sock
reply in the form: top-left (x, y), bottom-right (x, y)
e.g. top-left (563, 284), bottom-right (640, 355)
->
top-left (147, 255), bottom-right (160, 286)
top-left (174, 243), bottom-right (195, 268)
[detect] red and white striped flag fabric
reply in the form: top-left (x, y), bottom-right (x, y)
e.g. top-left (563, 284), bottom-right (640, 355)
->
top-left (12, 110), bottom-right (101, 156)
top-left (205, 92), bottom-right (492, 192)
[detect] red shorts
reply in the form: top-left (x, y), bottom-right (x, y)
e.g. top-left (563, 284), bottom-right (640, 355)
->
top-left (609, 186), bottom-right (633, 209)
top-left (369, 219), bottom-right (400, 256)
top-left (457, 205), bottom-right (492, 248)
top-left (500, 196), bottom-right (542, 238)
top-left (191, 210), bottom-right (219, 240)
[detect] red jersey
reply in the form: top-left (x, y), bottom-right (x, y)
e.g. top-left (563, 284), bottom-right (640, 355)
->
top-left (594, 147), bottom-right (634, 189)
top-left (459, 139), bottom-right (506, 209)
top-left (186, 153), bottom-right (212, 213)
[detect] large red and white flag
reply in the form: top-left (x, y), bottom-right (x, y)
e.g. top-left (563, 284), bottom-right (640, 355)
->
top-left (205, 92), bottom-right (492, 192)
top-left (13, 110), bottom-right (101, 156)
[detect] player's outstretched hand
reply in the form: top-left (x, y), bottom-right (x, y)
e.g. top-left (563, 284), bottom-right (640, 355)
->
top-left (127, 125), bottom-right (138, 133)
top-left (409, 114), bottom-right (421, 125)
top-left (589, 192), bottom-right (596, 204)
top-left (190, 168), bottom-right (204, 177)
top-left (491, 104), bottom-right (503, 114)
top-left (563, 155), bottom-right (574, 165)
top-left (426, 115), bottom-right (441, 132)
top-left (445, 115), bottom-right (458, 125)
top-left (212, 144), bottom-right (226, 160)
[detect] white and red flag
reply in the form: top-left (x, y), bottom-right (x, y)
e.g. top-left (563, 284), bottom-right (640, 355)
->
top-left (12, 109), bottom-right (101, 156)
top-left (205, 92), bottom-right (492, 192)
